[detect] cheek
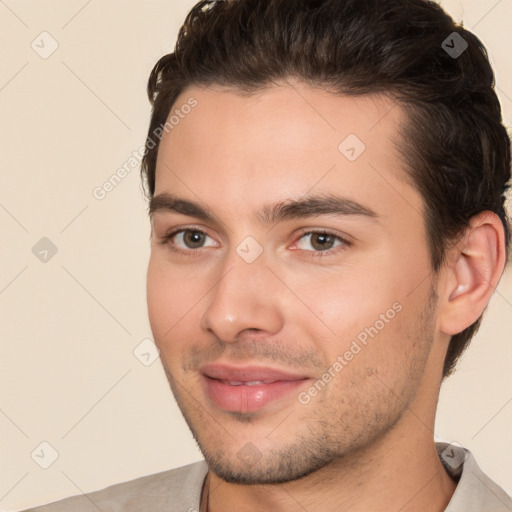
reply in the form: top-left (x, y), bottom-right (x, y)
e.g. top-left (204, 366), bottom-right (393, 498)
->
top-left (292, 265), bottom-right (417, 374)
top-left (288, 266), bottom-right (400, 338)
top-left (315, 249), bottom-right (427, 340)
top-left (147, 257), bottom-right (169, 332)
top-left (146, 256), bottom-right (202, 345)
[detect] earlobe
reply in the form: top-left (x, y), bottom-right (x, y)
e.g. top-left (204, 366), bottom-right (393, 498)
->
top-left (439, 211), bottom-right (506, 336)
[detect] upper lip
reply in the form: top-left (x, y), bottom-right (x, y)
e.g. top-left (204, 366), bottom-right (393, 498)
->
top-left (199, 363), bottom-right (310, 383)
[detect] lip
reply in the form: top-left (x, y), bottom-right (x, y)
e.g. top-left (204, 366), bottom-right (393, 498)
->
top-left (199, 364), bottom-right (311, 413)
top-left (200, 363), bottom-right (309, 383)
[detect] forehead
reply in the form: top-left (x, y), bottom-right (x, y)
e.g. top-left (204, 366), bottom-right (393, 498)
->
top-left (154, 80), bottom-right (419, 220)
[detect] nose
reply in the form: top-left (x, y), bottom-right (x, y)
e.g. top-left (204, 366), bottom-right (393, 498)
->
top-left (200, 250), bottom-right (285, 343)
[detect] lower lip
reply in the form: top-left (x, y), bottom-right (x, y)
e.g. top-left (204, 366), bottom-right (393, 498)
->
top-left (201, 375), bottom-right (308, 413)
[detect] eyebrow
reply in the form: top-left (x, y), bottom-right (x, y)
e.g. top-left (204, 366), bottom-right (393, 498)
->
top-left (149, 192), bottom-right (378, 225)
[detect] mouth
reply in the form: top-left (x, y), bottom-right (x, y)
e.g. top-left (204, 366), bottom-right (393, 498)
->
top-left (199, 363), bottom-right (311, 413)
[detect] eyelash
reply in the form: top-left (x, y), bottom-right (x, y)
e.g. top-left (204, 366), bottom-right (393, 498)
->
top-left (157, 227), bottom-right (351, 258)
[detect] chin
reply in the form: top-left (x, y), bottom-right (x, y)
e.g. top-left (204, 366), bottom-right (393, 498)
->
top-left (198, 437), bottom-right (341, 485)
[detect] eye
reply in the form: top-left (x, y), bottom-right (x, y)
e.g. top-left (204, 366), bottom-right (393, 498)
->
top-left (159, 228), bottom-right (218, 251)
top-left (293, 230), bottom-right (349, 255)
top-left (158, 227), bottom-right (350, 258)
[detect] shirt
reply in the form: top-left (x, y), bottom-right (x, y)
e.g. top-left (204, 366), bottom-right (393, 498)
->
top-left (21, 442), bottom-right (512, 511)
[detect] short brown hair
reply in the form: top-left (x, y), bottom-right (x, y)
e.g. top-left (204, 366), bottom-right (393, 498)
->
top-left (141, 0), bottom-right (511, 377)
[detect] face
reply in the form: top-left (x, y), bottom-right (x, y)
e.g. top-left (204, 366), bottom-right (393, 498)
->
top-left (147, 80), bottom-right (441, 484)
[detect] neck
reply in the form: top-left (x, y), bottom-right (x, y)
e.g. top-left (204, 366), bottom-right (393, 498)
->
top-left (205, 417), bottom-right (456, 512)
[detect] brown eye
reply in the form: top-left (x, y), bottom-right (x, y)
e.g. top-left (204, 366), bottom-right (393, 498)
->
top-left (296, 232), bottom-right (344, 252)
top-left (182, 230), bottom-right (207, 249)
top-left (163, 229), bottom-right (217, 251)
top-left (310, 233), bottom-right (336, 251)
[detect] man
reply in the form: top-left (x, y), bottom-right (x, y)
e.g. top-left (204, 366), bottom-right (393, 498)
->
top-left (24, 0), bottom-right (511, 510)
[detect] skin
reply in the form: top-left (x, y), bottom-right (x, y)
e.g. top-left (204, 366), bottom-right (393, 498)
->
top-left (146, 79), bottom-right (505, 511)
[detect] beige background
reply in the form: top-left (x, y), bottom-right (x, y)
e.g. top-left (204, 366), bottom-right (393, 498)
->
top-left (0, 0), bottom-right (511, 510)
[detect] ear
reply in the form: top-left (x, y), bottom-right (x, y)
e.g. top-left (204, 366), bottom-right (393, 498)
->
top-left (438, 211), bottom-right (507, 336)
